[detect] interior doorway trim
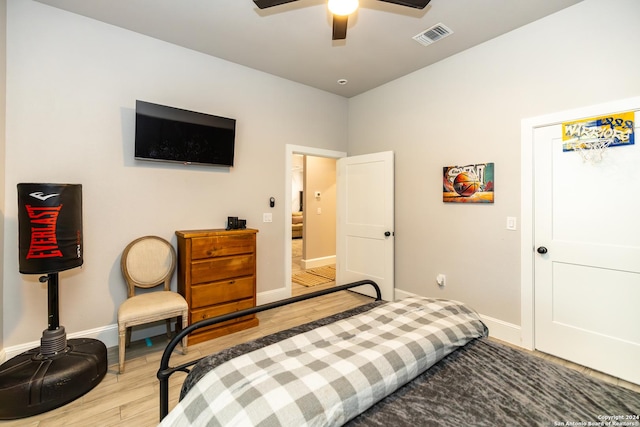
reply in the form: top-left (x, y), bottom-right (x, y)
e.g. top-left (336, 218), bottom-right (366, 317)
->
top-left (282, 145), bottom-right (346, 301)
top-left (520, 96), bottom-right (640, 350)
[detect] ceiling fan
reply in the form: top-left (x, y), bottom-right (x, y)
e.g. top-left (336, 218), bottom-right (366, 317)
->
top-left (253, 0), bottom-right (432, 40)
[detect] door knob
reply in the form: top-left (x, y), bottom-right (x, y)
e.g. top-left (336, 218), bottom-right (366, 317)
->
top-left (384, 231), bottom-right (391, 237)
top-left (537, 246), bottom-right (548, 254)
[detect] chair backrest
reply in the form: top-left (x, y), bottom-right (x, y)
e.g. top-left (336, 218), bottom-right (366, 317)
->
top-left (121, 236), bottom-right (176, 298)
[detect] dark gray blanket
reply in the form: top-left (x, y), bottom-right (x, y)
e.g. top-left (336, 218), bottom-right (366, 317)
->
top-left (348, 337), bottom-right (640, 426)
top-left (182, 301), bottom-right (640, 426)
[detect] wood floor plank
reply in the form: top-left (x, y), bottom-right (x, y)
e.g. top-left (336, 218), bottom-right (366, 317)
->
top-left (118, 393), bottom-right (160, 421)
top-left (38, 384), bottom-right (155, 426)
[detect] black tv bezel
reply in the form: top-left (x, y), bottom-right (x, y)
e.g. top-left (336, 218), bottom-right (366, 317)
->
top-left (134, 100), bottom-right (236, 167)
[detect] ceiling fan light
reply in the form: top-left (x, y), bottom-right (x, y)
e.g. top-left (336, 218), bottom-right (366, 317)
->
top-left (328, 0), bottom-right (358, 16)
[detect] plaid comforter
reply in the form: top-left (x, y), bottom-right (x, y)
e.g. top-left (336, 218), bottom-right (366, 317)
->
top-left (161, 297), bottom-right (487, 427)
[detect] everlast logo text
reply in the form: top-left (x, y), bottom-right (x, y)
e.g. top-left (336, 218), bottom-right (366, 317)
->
top-left (25, 205), bottom-right (63, 259)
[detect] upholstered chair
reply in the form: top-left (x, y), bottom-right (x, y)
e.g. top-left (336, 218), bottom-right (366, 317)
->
top-left (117, 236), bottom-right (188, 373)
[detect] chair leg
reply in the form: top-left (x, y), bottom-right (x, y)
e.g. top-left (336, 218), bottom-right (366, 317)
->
top-left (118, 325), bottom-right (126, 374)
top-left (125, 326), bottom-right (132, 348)
top-left (165, 319), bottom-right (172, 339)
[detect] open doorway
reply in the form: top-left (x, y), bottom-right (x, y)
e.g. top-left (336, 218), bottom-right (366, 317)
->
top-left (284, 145), bottom-right (346, 299)
top-left (290, 154), bottom-right (337, 296)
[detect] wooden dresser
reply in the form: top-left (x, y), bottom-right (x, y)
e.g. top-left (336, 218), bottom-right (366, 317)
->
top-left (175, 228), bottom-right (259, 345)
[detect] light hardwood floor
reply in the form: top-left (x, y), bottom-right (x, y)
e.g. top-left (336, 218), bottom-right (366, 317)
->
top-left (2, 240), bottom-right (637, 426)
top-left (0, 288), bottom-right (373, 427)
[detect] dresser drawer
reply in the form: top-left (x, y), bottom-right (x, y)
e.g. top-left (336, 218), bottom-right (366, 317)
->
top-left (190, 298), bottom-right (255, 323)
top-left (191, 254), bottom-right (255, 285)
top-left (191, 234), bottom-right (255, 260)
top-left (190, 276), bottom-right (255, 309)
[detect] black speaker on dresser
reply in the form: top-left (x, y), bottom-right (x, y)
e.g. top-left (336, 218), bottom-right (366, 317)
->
top-left (0, 184), bottom-right (107, 420)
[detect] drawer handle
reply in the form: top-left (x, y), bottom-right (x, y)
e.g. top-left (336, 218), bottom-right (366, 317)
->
top-left (228, 280), bottom-right (236, 285)
top-left (201, 314), bottom-right (208, 320)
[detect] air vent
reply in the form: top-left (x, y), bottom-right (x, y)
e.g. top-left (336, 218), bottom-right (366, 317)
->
top-left (413, 23), bottom-right (453, 46)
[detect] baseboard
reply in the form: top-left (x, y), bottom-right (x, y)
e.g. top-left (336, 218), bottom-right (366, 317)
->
top-left (5, 287), bottom-right (290, 358)
top-left (393, 288), bottom-right (415, 300)
top-left (479, 314), bottom-right (521, 347)
top-left (395, 288), bottom-right (522, 347)
top-left (5, 325), bottom-right (117, 359)
top-left (257, 287), bottom-right (290, 306)
top-left (4, 322), bottom-right (179, 359)
top-left (301, 255), bottom-right (336, 270)
top-left (3, 288), bottom-right (524, 358)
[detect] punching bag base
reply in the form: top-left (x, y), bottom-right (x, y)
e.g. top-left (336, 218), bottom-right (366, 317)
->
top-left (0, 338), bottom-right (107, 420)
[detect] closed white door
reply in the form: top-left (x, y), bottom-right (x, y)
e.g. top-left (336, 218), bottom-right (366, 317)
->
top-left (336, 151), bottom-right (394, 301)
top-left (533, 120), bottom-right (640, 385)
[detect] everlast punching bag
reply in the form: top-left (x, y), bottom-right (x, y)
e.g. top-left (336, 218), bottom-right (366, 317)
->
top-left (17, 183), bottom-right (84, 274)
top-left (0, 184), bottom-right (107, 420)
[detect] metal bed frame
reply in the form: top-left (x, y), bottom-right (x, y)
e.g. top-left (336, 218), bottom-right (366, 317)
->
top-left (157, 280), bottom-right (382, 421)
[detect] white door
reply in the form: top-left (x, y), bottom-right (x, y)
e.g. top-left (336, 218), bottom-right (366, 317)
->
top-left (533, 121), bottom-right (640, 385)
top-left (336, 151), bottom-right (394, 301)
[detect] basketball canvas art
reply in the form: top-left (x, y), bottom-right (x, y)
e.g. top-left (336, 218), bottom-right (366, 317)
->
top-left (443, 163), bottom-right (494, 203)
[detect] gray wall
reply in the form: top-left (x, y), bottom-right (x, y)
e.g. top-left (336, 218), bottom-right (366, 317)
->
top-left (348, 0), bottom-right (640, 328)
top-left (2, 0), bottom-right (348, 350)
top-left (3, 0), bottom-right (639, 355)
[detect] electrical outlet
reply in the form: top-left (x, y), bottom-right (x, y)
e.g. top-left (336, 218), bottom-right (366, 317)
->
top-left (263, 213), bottom-right (272, 223)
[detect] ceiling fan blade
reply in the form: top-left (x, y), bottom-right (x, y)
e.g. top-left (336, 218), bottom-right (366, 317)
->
top-left (332, 15), bottom-right (348, 40)
top-left (376, 0), bottom-right (431, 9)
top-left (253, 0), bottom-right (299, 9)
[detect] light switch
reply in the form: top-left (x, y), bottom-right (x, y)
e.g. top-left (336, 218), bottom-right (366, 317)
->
top-left (506, 217), bottom-right (517, 230)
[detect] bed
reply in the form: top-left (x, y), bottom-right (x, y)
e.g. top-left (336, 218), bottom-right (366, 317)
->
top-left (157, 281), bottom-right (640, 426)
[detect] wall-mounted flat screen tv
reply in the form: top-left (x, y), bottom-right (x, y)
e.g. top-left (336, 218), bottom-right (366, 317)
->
top-left (135, 100), bottom-right (236, 167)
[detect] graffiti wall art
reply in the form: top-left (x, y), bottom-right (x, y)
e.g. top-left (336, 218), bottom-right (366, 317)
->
top-left (443, 163), bottom-right (494, 204)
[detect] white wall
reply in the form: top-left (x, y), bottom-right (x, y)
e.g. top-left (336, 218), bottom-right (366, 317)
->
top-left (348, 0), bottom-right (640, 330)
top-left (2, 0), bottom-right (348, 349)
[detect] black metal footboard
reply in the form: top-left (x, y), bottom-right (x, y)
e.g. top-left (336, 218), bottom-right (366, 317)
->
top-left (157, 280), bottom-right (381, 421)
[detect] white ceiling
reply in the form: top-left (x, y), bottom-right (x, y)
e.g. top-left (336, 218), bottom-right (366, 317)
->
top-left (35, 0), bottom-right (583, 97)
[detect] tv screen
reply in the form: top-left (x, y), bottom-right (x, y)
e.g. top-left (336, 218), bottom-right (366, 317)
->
top-left (135, 100), bottom-right (235, 167)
